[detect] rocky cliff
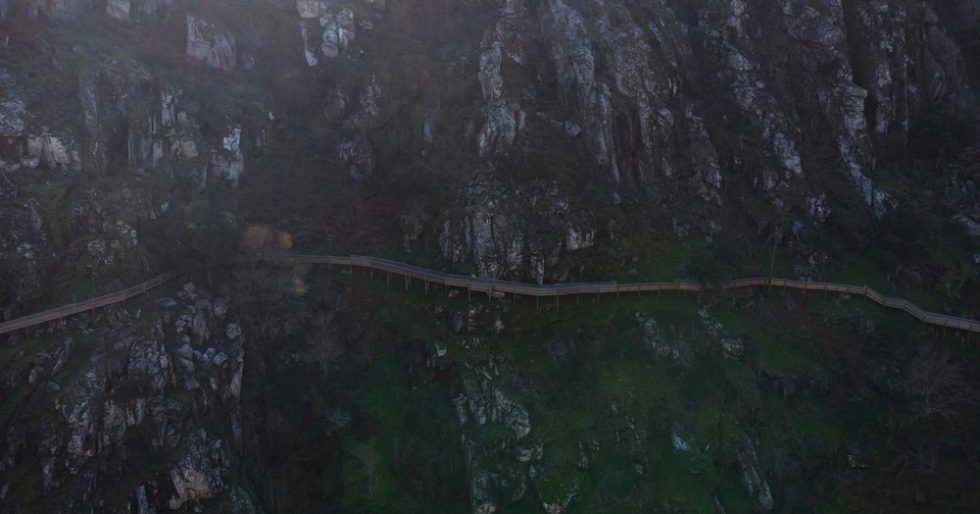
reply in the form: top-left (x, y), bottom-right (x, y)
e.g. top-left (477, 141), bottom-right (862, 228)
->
top-left (2, 0), bottom-right (978, 288)
top-left (1, 0), bottom-right (978, 512)
top-left (0, 283), bottom-right (254, 512)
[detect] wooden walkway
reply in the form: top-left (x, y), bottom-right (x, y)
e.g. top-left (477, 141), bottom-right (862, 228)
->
top-left (287, 254), bottom-right (980, 334)
top-left (0, 272), bottom-right (176, 336)
top-left (2, 254), bottom-right (979, 336)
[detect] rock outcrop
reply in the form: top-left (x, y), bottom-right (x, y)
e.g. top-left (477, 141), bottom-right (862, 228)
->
top-left (0, 2), bottom-right (978, 511)
top-left (186, 14), bottom-right (237, 71)
top-left (0, 283), bottom-right (249, 511)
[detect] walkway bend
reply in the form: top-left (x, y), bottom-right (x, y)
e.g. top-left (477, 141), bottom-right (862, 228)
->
top-left (2, 255), bottom-right (978, 336)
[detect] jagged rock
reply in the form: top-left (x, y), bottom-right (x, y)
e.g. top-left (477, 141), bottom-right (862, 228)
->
top-left (155, 297), bottom-right (178, 308)
top-left (210, 122), bottom-right (245, 187)
top-left (359, 75), bottom-right (382, 118)
top-left (451, 311), bottom-right (465, 333)
top-left (229, 486), bottom-right (261, 513)
top-left (0, 97), bottom-right (26, 137)
top-left (134, 484), bottom-right (154, 514)
top-left (539, 476), bottom-right (578, 514)
top-left (491, 315), bottom-right (505, 335)
top-left (213, 298), bottom-right (229, 318)
top-left (516, 440), bottom-right (544, 463)
top-left (4, 2), bottom-right (980, 511)
top-left (737, 436), bottom-right (775, 511)
top-left (471, 468), bottom-right (497, 514)
top-left (494, 388), bottom-right (531, 439)
top-left (954, 214), bottom-right (980, 237)
top-left (672, 433), bottom-right (693, 452)
top-left (26, 133), bottom-right (81, 171)
top-left (106, 0), bottom-right (129, 20)
top-left (339, 135), bottom-right (374, 180)
top-left (192, 310), bottom-right (210, 343)
top-left (720, 337), bottom-right (744, 359)
top-left (128, 338), bottom-right (172, 395)
top-left (228, 354), bottom-right (243, 400)
top-left (564, 226), bottom-right (594, 252)
top-left (177, 343), bottom-right (196, 373)
top-left (636, 313), bottom-right (692, 365)
top-left (35, 0), bottom-right (91, 20)
top-left (399, 206), bottom-right (428, 252)
top-left (186, 15), bottom-right (237, 71)
top-left (0, 277), bottom-right (244, 508)
top-left (296, 0), bottom-right (325, 19)
top-left (0, 199), bottom-right (53, 304)
top-left (299, 5), bottom-right (356, 64)
top-left (167, 430), bottom-right (228, 510)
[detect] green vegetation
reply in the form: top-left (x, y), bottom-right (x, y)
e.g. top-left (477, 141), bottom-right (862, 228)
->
top-left (233, 263), bottom-right (977, 513)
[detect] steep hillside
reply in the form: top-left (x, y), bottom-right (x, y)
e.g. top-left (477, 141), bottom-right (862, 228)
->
top-left (0, 0), bottom-right (979, 512)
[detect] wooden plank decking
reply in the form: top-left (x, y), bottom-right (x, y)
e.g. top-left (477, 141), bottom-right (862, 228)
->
top-left (3, 254), bottom-right (979, 336)
top-left (0, 272), bottom-right (177, 336)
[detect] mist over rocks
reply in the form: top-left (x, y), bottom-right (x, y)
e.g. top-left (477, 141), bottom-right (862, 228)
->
top-left (0, 0), bottom-right (979, 512)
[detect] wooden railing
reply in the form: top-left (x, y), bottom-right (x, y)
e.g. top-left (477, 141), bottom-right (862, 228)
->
top-left (0, 272), bottom-right (177, 336)
top-left (3, 254), bottom-right (979, 336)
top-left (284, 254), bottom-right (980, 334)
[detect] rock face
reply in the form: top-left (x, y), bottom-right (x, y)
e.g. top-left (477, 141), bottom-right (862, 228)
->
top-left (210, 122), bottom-right (245, 187)
top-left (2, 0), bottom-right (977, 283)
top-left (453, 342), bottom-right (539, 514)
top-left (0, 55), bottom-right (255, 306)
top-left (33, 0), bottom-right (92, 21)
top-left (426, 299), bottom-right (814, 514)
top-left (104, 0), bottom-right (171, 22)
top-left (0, 2), bottom-right (978, 511)
top-left (0, 284), bottom-right (250, 511)
top-left (166, 430), bottom-right (228, 509)
top-left (296, 0), bottom-right (372, 66)
top-left (0, 199), bottom-right (53, 306)
top-left (186, 14), bottom-right (237, 71)
top-left (416, 0), bottom-right (978, 278)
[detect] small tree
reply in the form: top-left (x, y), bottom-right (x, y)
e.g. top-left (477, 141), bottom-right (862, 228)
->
top-left (230, 225), bottom-right (310, 343)
top-left (155, 192), bottom-right (239, 286)
top-left (686, 238), bottom-right (744, 287)
top-left (904, 345), bottom-right (976, 423)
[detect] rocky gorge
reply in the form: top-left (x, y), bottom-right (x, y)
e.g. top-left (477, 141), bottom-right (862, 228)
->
top-left (1, 0), bottom-right (979, 512)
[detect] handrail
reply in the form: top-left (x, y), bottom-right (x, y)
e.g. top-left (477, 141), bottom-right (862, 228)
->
top-left (282, 254), bottom-right (980, 334)
top-left (4, 253), bottom-right (980, 337)
top-left (0, 272), bottom-right (177, 336)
